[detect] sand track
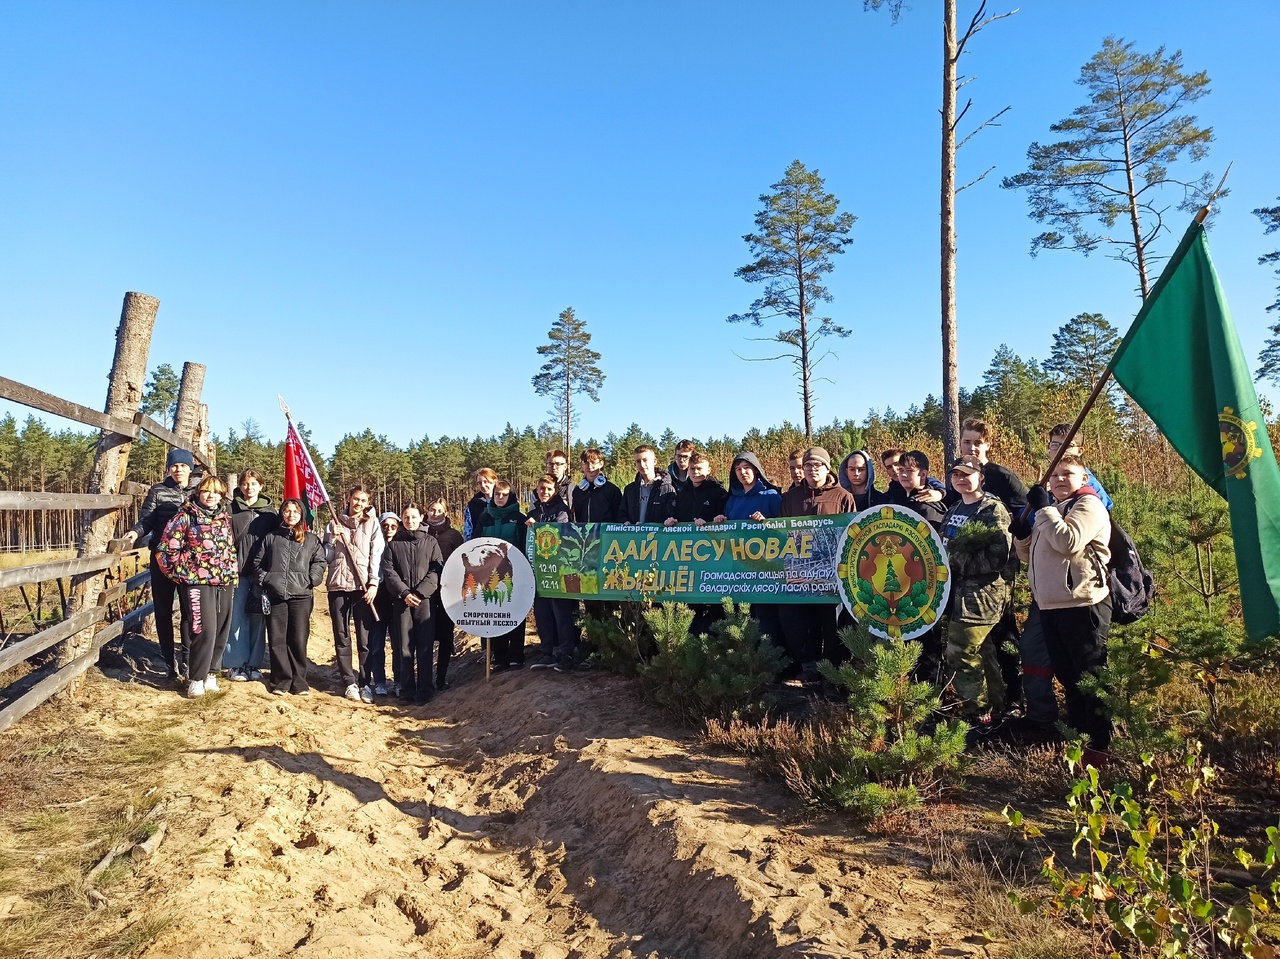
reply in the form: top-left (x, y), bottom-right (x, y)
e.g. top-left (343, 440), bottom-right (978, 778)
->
top-left (76, 635), bottom-right (997, 958)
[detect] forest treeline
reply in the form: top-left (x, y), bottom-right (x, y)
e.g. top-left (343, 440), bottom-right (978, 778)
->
top-left (1, 312), bottom-right (1277, 551)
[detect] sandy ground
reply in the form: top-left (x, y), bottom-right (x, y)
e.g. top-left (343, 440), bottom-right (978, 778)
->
top-left (67, 610), bottom-right (999, 959)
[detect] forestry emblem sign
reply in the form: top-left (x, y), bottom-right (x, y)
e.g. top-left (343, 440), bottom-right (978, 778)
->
top-left (836, 506), bottom-right (950, 640)
top-left (440, 537), bottom-right (536, 637)
top-left (1219, 405), bottom-right (1263, 480)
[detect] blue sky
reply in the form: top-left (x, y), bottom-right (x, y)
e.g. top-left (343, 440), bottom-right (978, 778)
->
top-left (2, 1), bottom-right (1277, 455)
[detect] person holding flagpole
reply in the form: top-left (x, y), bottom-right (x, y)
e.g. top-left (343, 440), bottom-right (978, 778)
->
top-left (251, 498), bottom-right (327, 696)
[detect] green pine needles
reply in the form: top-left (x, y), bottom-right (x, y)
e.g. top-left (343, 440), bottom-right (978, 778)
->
top-left (813, 624), bottom-right (969, 819)
top-left (638, 600), bottom-right (787, 725)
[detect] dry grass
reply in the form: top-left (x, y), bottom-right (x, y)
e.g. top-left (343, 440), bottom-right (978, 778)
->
top-left (0, 675), bottom-right (186, 959)
top-left (924, 837), bottom-right (1085, 959)
top-left (0, 548), bottom-right (76, 572)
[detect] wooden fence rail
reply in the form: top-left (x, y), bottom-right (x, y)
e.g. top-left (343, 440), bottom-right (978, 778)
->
top-left (0, 492), bottom-right (134, 511)
top-left (0, 290), bottom-right (213, 734)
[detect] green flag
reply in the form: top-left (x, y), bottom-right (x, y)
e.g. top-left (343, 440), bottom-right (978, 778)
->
top-left (1109, 219), bottom-right (1280, 640)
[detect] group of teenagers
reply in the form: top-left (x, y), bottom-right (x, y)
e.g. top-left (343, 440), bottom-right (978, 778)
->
top-left (522, 423), bottom-right (1114, 756)
top-left (128, 415), bottom-right (1117, 758)
top-left (127, 449), bottom-right (467, 706)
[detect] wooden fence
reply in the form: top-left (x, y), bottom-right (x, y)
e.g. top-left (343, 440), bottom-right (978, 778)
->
top-left (0, 292), bottom-right (215, 733)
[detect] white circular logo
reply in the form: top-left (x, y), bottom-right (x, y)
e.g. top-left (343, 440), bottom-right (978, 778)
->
top-left (439, 537), bottom-right (536, 637)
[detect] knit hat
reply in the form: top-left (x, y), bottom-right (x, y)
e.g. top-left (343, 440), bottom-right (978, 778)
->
top-left (802, 447), bottom-right (831, 469)
top-left (379, 511), bottom-right (400, 525)
top-left (165, 448), bottom-right (194, 469)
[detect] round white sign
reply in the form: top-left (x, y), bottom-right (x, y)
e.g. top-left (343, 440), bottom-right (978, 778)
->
top-left (439, 537), bottom-right (536, 638)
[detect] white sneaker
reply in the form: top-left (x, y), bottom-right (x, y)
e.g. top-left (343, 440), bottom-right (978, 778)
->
top-left (344, 684), bottom-right (362, 702)
top-left (230, 668), bottom-right (249, 682)
top-left (360, 685), bottom-right (374, 704)
top-left (204, 674), bottom-right (220, 693)
top-left (187, 680), bottom-right (205, 698)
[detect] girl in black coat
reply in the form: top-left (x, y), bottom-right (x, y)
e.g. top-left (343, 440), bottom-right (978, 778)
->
top-left (250, 498), bottom-right (327, 695)
top-left (526, 475), bottom-right (580, 671)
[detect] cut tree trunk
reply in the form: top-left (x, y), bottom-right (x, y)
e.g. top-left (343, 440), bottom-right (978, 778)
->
top-left (61, 293), bottom-right (159, 689)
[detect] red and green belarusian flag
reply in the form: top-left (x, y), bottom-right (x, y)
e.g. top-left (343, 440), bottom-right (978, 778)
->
top-left (1108, 218), bottom-right (1280, 640)
top-left (284, 418), bottom-right (330, 528)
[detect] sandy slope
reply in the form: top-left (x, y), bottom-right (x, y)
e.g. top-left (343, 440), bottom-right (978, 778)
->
top-left (80, 623), bottom-right (997, 959)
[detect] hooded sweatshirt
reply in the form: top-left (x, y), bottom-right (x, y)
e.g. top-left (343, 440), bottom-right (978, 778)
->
top-left (723, 452), bottom-right (782, 521)
top-left (836, 449), bottom-right (889, 512)
top-left (229, 489), bottom-right (277, 575)
top-left (780, 471), bottom-right (856, 517)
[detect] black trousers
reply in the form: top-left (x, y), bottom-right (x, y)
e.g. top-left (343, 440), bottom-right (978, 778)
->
top-left (777, 603), bottom-right (840, 670)
top-left (992, 601), bottom-right (1024, 709)
top-left (431, 596), bottom-right (454, 685)
top-left (1041, 599), bottom-right (1113, 751)
top-left (267, 594), bottom-right (314, 694)
top-left (366, 597), bottom-right (398, 686)
top-left (533, 596), bottom-right (578, 658)
top-left (150, 553), bottom-right (180, 672)
top-left (397, 600), bottom-right (435, 697)
top-left (177, 583), bottom-right (233, 682)
top-left (490, 620), bottom-right (527, 667)
top-left (328, 590), bottom-right (375, 687)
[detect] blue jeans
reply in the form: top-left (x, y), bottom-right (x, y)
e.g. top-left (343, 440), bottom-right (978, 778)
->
top-left (223, 579), bottom-right (268, 671)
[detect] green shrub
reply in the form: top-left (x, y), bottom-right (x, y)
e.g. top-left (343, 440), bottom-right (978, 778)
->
top-left (708, 623), bottom-right (968, 822)
top-left (1005, 741), bottom-right (1280, 958)
top-left (637, 599), bottom-right (786, 724)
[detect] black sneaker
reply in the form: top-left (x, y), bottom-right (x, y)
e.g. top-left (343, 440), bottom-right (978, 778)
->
top-left (553, 655), bottom-right (576, 674)
top-left (530, 654), bottom-right (557, 670)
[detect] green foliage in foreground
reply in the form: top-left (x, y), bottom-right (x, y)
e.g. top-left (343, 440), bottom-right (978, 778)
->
top-left (814, 624), bottom-right (969, 820)
top-left (638, 600), bottom-right (787, 724)
top-left (1005, 741), bottom-right (1280, 958)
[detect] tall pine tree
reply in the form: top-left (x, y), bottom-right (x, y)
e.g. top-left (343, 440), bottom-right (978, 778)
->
top-left (728, 160), bottom-right (856, 440)
top-left (531, 307), bottom-right (605, 454)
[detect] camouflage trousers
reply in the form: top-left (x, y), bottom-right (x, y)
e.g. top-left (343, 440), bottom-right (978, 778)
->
top-left (945, 620), bottom-right (1007, 719)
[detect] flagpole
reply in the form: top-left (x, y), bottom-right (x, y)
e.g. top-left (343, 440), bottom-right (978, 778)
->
top-left (1027, 169), bottom-right (1233, 507)
top-left (277, 395), bottom-right (384, 625)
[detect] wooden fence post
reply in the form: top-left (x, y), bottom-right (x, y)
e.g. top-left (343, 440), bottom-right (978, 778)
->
top-left (61, 293), bottom-right (159, 686)
top-left (173, 362), bottom-right (205, 447)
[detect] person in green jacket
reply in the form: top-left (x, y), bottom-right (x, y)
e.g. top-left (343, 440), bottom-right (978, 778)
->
top-left (939, 456), bottom-right (1013, 725)
top-left (478, 481), bottom-right (528, 669)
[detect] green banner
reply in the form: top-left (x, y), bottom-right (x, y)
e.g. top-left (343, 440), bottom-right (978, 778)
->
top-left (526, 517), bottom-right (853, 604)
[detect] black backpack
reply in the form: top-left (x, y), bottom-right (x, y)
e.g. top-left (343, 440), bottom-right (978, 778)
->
top-left (1063, 496), bottom-right (1155, 625)
top-left (1104, 521), bottom-right (1155, 625)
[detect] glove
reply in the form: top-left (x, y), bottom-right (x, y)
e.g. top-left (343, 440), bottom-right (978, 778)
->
top-left (1026, 485), bottom-right (1052, 512)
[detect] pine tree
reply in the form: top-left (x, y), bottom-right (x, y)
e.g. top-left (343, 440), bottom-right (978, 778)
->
top-left (728, 160), bottom-right (856, 440)
top-left (1002, 37), bottom-right (1222, 297)
top-left (815, 623), bottom-right (969, 820)
top-left (531, 307), bottom-right (605, 454)
top-left (1254, 200), bottom-right (1280, 386)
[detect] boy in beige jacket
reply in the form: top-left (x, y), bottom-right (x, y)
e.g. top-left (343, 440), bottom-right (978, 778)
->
top-left (1013, 454), bottom-right (1113, 757)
